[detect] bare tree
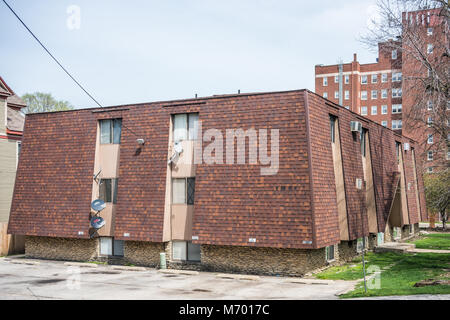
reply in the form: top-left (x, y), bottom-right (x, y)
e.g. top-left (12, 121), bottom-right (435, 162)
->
top-left (361, 0), bottom-right (449, 170)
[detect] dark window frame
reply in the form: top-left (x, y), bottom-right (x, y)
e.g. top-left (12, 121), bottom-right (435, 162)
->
top-left (100, 119), bottom-right (122, 145)
top-left (99, 178), bottom-right (119, 204)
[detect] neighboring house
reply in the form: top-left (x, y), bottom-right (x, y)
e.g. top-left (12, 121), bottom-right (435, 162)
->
top-left (8, 89), bottom-right (426, 276)
top-left (0, 76), bottom-right (25, 255)
top-left (315, 8), bottom-right (449, 174)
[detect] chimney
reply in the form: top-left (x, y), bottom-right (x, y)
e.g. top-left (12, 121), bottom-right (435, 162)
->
top-left (353, 53), bottom-right (357, 62)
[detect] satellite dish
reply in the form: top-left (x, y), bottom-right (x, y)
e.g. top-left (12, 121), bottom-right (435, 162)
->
top-left (174, 142), bottom-right (183, 154)
top-left (90, 216), bottom-right (106, 229)
top-left (91, 199), bottom-right (106, 212)
top-left (168, 142), bottom-right (184, 165)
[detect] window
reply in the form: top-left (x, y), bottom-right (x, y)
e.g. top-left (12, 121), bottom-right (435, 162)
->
top-left (99, 178), bottom-right (119, 204)
top-left (361, 91), bottom-right (368, 100)
top-left (16, 141), bottom-right (21, 168)
top-left (427, 44), bottom-right (433, 54)
top-left (427, 100), bottom-right (433, 111)
top-left (326, 245), bottom-right (335, 262)
top-left (172, 178), bottom-right (195, 205)
top-left (392, 120), bottom-right (402, 130)
top-left (345, 90), bottom-right (350, 100)
top-left (392, 104), bottom-right (402, 114)
top-left (361, 75), bottom-right (368, 84)
top-left (100, 119), bottom-right (122, 144)
top-left (173, 113), bottom-right (199, 142)
top-left (371, 74), bottom-right (378, 83)
top-left (334, 91), bottom-right (339, 99)
top-left (361, 106), bottom-right (368, 116)
top-left (334, 75), bottom-right (339, 83)
top-left (392, 88), bottom-right (402, 98)
top-left (323, 77), bottom-right (328, 86)
top-left (381, 121), bottom-right (388, 127)
top-left (371, 90), bottom-right (378, 100)
top-left (427, 151), bottom-right (433, 161)
top-left (99, 237), bottom-right (124, 256)
top-left (427, 134), bottom-right (433, 144)
top-left (392, 50), bottom-right (398, 60)
top-left (381, 105), bottom-right (388, 114)
top-left (371, 106), bottom-right (377, 115)
top-left (172, 241), bottom-right (201, 261)
top-left (427, 28), bottom-right (433, 36)
top-left (361, 128), bottom-right (368, 156)
top-left (392, 72), bottom-right (402, 82)
top-left (381, 73), bottom-right (388, 83)
top-left (396, 141), bottom-right (401, 163)
top-left (323, 92), bottom-right (328, 99)
top-left (345, 75), bottom-right (349, 84)
top-left (427, 117), bottom-right (433, 127)
top-left (447, 148), bottom-right (450, 161)
top-left (427, 167), bottom-right (434, 173)
top-left (381, 89), bottom-right (388, 99)
top-left (330, 115), bottom-right (337, 143)
top-left (345, 106), bottom-right (350, 110)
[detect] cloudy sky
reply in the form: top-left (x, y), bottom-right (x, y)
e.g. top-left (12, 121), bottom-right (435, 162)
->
top-left (1, 0), bottom-right (380, 109)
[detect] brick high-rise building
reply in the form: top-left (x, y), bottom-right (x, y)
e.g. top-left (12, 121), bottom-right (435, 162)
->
top-left (315, 8), bottom-right (449, 173)
top-left (315, 41), bottom-right (403, 133)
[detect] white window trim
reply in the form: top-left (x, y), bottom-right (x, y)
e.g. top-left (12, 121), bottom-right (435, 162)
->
top-left (371, 106), bottom-right (378, 115)
top-left (361, 106), bottom-right (368, 116)
top-left (16, 141), bottom-right (21, 169)
top-left (361, 91), bottom-right (368, 100)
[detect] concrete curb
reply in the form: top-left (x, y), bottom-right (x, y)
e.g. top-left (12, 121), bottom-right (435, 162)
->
top-left (287, 279), bottom-right (331, 285)
top-left (158, 269), bottom-right (199, 275)
top-left (216, 273), bottom-right (260, 281)
top-left (63, 262), bottom-right (98, 268)
top-left (8, 259), bottom-right (40, 265)
top-left (111, 266), bottom-right (147, 272)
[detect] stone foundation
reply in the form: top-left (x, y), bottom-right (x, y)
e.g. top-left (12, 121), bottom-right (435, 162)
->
top-left (200, 244), bottom-right (332, 277)
top-left (25, 236), bottom-right (98, 261)
top-left (24, 237), bottom-right (364, 276)
top-left (124, 241), bottom-right (165, 268)
top-left (337, 240), bottom-right (359, 261)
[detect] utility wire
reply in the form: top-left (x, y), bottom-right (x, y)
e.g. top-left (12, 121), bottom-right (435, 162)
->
top-left (2, 0), bottom-right (103, 108)
top-left (2, 0), bottom-right (140, 138)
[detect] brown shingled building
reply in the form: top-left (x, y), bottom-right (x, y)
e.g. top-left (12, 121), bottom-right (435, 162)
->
top-left (8, 89), bottom-right (426, 276)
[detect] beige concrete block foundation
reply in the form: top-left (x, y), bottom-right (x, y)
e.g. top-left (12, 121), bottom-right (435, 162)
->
top-left (25, 236), bottom-right (98, 261)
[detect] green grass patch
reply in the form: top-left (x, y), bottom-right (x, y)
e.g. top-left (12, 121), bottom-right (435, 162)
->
top-left (315, 252), bottom-right (403, 280)
top-left (340, 252), bottom-right (450, 298)
top-left (409, 233), bottom-right (450, 250)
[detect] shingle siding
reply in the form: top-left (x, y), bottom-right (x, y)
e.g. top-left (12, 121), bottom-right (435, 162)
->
top-left (8, 90), bottom-right (427, 250)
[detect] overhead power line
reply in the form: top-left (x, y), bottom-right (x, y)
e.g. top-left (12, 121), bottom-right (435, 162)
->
top-left (2, 0), bottom-right (140, 138)
top-left (2, 0), bottom-right (103, 108)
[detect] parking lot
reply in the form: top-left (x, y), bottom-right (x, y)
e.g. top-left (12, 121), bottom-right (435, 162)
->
top-left (0, 257), bottom-right (356, 300)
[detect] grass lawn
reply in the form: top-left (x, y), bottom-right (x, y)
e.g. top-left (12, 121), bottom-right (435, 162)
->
top-left (315, 252), bottom-right (450, 298)
top-left (408, 233), bottom-right (450, 250)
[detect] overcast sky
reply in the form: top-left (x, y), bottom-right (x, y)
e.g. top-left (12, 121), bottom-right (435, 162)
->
top-left (1, 0), bottom-right (380, 109)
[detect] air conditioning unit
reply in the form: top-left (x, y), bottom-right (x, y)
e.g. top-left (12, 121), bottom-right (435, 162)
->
top-left (350, 121), bottom-right (362, 133)
top-left (404, 143), bottom-right (410, 151)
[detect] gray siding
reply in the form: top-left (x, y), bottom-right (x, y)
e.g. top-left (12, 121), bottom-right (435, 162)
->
top-left (0, 139), bottom-right (18, 222)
